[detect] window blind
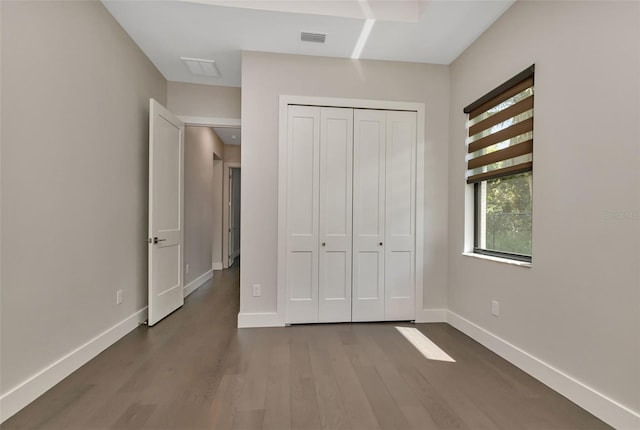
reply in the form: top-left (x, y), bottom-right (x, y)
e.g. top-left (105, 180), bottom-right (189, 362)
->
top-left (464, 65), bottom-right (535, 184)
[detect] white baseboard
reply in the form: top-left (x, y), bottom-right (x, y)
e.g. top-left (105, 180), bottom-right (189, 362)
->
top-left (414, 308), bottom-right (448, 323)
top-left (0, 307), bottom-right (148, 424)
top-left (237, 312), bottom-right (284, 328)
top-left (212, 262), bottom-right (223, 271)
top-left (447, 311), bottom-right (640, 430)
top-left (183, 269), bottom-right (213, 298)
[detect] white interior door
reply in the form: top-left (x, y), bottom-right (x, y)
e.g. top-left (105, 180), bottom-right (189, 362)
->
top-left (318, 108), bottom-right (353, 322)
top-left (384, 111), bottom-right (416, 320)
top-left (352, 109), bottom-right (386, 322)
top-left (148, 99), bottom-right (184, 326)
top-left (286, 105), bottom-right (320, 323)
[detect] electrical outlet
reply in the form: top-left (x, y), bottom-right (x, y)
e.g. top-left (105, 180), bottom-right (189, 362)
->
top-left (116, 289), bottom-right (123, 305)
top-left (185, 264), bottom-right (190, 274)
top-left (491, 300), bottom-right (500, 317)
top-left (252, 284), bottom-right (261, 297)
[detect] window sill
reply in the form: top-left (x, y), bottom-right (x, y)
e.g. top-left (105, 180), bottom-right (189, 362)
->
top-left (462, 252), bottom-right (532, 268)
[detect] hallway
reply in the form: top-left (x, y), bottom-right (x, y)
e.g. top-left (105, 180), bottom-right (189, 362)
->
top-left (2, 264), bottom-right (608, 430)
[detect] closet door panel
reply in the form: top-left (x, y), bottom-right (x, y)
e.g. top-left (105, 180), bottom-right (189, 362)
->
top-left (385, 111), bottom-right (417, 321)
top-left (357, 252), bottom-right (382, 299)
top-left (286, 105), bottom-right (320, 323)
top-left (289, 252), bottom-right (315, 300)
top-left (352, 109), bottom-right (386, 322)
top-left (319, 108), bottom-right (353, 322)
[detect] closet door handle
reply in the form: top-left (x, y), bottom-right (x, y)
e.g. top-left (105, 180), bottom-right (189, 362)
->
top-left (379, 242), bottom-right (383, 246)
top-left (322, 242), bottom-right (326, 247)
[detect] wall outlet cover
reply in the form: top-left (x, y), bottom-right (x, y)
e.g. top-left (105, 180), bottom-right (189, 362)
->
top-left (252, 284), bottom-right (261, 297)
top-left (491, 300), bottom-right (500, 317)
top-left (116, 289), bottom-right (123, 305)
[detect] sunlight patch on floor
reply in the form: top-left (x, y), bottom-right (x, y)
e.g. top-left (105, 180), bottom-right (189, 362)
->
top-left (395, 326), bottom-right (456, 363)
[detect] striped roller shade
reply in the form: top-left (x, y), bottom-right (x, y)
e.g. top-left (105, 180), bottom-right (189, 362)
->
top-left (464, 65), bottom-right (535, 184)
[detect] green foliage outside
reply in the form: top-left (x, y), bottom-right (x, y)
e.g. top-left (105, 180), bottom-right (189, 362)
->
top-left (483, 172), bottom-right (532, 255)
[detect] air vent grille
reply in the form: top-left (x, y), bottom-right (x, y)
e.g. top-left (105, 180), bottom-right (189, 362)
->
top-left (180, 57), bottom-right (221, 77)
top-left (300, 32), bottom-right (326, 44)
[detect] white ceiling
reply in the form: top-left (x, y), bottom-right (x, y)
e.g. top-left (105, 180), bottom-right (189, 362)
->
top-left (213, 127), bottom-right (241, 146)
top-left (102, 0), bottom-right (514, 87)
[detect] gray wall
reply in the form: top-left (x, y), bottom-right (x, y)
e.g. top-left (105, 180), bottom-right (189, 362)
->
top-left (223, 144), bottom-right (241, 162)
top-left (448, 0), bottom-right (640, 414)
top-left (1, 0), bottom-right (166, 394)
top-left (240, 51), bottom-right (450, 316)
top-left (167, 82), bottom-right (241, 119)
top-left (184, 127), bottom-right (223, 285)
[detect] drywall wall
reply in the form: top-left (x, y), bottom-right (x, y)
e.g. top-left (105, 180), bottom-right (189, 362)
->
top-left (448, 0), bottom-right (640, 421)
top-left (184, 127), bottom-right (222, 285)
top-left (0, 0), bottom-right (166, 412)
top-left (224, 144), bottom-right (241, 162)
top-left (241, 51), bottom-right (449, 317)
top-left (212, 159), bottom-right (224, 268)
top-left (167, 82), bottom-right (241, 119)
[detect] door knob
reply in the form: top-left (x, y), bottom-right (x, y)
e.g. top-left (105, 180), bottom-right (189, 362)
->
top-left (379, 242), bottom-right (383, 246)
top-left (322, 242), bottom-right (326, 247)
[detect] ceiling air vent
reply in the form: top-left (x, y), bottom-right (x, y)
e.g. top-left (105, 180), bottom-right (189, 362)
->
top-left (300, 32), bottom-right (326, 44)
top-left (180, 57), bottom-right (221, 77)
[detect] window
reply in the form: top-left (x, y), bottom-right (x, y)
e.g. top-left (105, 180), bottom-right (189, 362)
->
top-left (464, 65), bottom-right (534, 262)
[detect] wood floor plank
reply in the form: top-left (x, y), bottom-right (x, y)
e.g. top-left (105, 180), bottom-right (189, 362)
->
top-left (308, 338), bottom-right (351, 430)
top-left (290, 338), bottom-right (323, 430)
top-left (262, 336), bottom-right (292, 430)
top-left (344, 342), bottom-right (410, 430)
top-left (109, 403), bottom-right (155, 430)
top-left (231, 409), bottom-right (264, 430)
top-left (208, 373), bottom-right (245, 430)
top-left (324, 331), bottom-right (381, 430)
top-left (359, 334), bottom-right (440, 430)
top-left (235, 333), bottom-right (270, 412)
top-left (376, 328), bottom-right (473, 430)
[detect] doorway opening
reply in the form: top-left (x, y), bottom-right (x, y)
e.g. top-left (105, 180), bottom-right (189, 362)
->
top-left (223, 162), bottom-right (241, 268)
top-left (228, 167), bottom-right (241, 266)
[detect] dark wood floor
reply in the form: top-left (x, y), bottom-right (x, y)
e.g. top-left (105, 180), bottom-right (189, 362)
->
top-left (2, 263), bottom-right (610, 430)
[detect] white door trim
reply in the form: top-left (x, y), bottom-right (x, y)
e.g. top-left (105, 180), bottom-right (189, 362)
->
top-left (223, 161), bottom-right (241, 268)
top-left (277, 95), bottom-right (425, 326)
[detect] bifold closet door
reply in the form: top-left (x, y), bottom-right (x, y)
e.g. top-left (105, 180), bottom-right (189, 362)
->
top-left (384, 111), bottom-right (417, 321)
top-left (318, 108), bottom-right (353, 322)
top-left (286, 105), bottom-right (320, 323)
top-left (353, 109), bottom-right (417, 322)
top-left (352, 109), bottom-right (386, 322)
top-left (286, 105), bottom-right (353, 324)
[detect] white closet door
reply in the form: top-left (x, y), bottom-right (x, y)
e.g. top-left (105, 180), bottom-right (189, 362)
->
top-left (319, 108), bottom-right (353, 322)
top-left (286, 105), bottom-right (320, 323)
top-left (385, 111), bottom-right (417, 320)
top-left (352, 109), bottom-right (386, 322)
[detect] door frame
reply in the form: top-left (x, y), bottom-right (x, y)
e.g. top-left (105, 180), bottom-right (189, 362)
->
top-left (223, 162), bottom-right (241, 268)
top-left (277, 95), bottom-right (426, 325)
top-left (178, 116), bottom-right (241, 272)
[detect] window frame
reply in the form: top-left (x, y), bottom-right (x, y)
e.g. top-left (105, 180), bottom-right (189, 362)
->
top-left (473, 179), bottom-right (532, 263)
